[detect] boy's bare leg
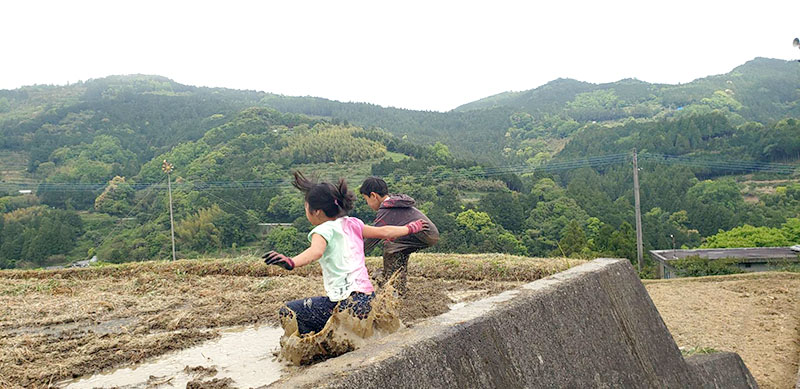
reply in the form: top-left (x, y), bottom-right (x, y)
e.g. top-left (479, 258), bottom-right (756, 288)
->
top-left (380, 230), bottom-right (438, 296)
top-left (382, 251), bottom-right (410, 296)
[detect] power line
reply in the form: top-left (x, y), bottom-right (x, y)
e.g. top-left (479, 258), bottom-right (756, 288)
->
top-left (0, 153), bottom-right (796, 193)
top-left (640, 153), bottom-right (797, 174)
top-left (92, 176), bottom-right (166, 253)
top-left (202, 190), bottom-right (263, 224)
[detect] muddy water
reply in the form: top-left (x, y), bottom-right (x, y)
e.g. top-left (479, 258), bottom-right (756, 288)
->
top-left (278, 281), bottom-right (404, 365)
top-left (446, 289), bottom-right (488, 311)
top-left (64, 325), bottom-right (285, 388)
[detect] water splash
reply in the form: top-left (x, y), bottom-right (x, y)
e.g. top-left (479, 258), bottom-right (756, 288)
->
top-left (278, 278), bottom-right (403, 365)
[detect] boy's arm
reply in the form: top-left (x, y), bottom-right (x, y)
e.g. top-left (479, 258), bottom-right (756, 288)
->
top-left (362, 220), bottom-right (427, 240)
top-left (363, 208), bottom-right (388, 252)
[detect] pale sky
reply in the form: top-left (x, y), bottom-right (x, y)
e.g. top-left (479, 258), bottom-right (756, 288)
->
top-left (2, 0), bottom-right (799, 111)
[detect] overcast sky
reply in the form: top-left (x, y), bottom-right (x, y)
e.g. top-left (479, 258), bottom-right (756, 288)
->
top-left (2, 0), bottom-right (799, 111)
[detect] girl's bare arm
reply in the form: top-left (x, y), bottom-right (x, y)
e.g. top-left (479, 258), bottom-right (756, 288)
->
top-left (291, 233), bottom-right (327, 267)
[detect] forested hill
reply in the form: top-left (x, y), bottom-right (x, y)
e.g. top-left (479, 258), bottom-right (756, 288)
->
top-left (0, 75), bottom-right (513, 163)
top-left (0, 75), bottom-right (265, 169)
top-left (1, 58), bottom-right (800, 272)
top-left (454, 58), bottom-right (800, 123)
top-left (1, 58), bottom-right (798, 165)
top-left (244, 58), bottom-right (800, 162)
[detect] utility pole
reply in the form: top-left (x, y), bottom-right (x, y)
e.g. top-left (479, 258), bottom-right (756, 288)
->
top-left (162, 160), bottom-right (176, 261)
top-left (670, 234), bottom-right (676, 258)
top-left (632, 149), bottom-right (644, 273)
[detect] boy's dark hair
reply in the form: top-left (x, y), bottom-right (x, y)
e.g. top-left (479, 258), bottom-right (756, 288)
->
top-left (292, 171), bottom-right (354, 217)
top-left (359, 177), bottom-right (389, 197)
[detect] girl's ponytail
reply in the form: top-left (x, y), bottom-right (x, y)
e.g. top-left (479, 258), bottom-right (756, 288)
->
top-left (292, 171), bottom-right (354, 217)
top-left (292, 171), bottom-right (314, 194)
top-left (334, 178), bottom-right (355, 212)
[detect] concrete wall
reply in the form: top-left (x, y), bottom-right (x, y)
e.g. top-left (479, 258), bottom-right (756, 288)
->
top-left (685, 352), bottom-right (758, 388)
top-left (268, 258), bottom-right (757, 389)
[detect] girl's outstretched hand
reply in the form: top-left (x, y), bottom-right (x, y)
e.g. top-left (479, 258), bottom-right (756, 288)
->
top-left (263, 250), bottom-right (295, 270)
top-left (405, 219), bottom-right (429, 234)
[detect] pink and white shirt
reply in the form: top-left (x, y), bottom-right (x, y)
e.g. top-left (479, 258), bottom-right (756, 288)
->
top-left (308, 217), bottom-right (374, 301)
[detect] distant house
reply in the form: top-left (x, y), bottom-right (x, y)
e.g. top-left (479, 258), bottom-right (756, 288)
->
top-left (649, 247), bottom-right (800, 279)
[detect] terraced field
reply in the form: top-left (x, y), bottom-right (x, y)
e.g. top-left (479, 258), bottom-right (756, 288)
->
top-left (0, 254), bottom-right (795, 388)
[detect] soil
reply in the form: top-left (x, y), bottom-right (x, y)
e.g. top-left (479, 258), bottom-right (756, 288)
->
top-left (0, 254), bottom-right (533, 388)
top-left (185, 377), bottom-right (234, 389)
top-left (645, 272), bottom-right (800, 389)
top-left (183, 365), bottom-right (218, 378)
top-left (2, 255), bottom-right (795, 388)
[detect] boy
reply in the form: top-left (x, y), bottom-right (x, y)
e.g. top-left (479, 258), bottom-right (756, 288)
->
top-left (359, 177), bottom-right (439, 295)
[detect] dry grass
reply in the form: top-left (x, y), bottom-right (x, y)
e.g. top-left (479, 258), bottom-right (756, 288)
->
top-left (0, 254), bottom-right (575, 388)
top-left (645, 272), bottom-right (800, 389)
top-left (0, 253), bottom-right (583, 282)
top-left (405, 253), bottom-right (584, 281)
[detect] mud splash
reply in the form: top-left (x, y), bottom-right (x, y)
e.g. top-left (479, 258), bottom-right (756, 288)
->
top-left (278, 281), bottom-right (403, 365)
top-left (64, 325), bottom-right (285, 388)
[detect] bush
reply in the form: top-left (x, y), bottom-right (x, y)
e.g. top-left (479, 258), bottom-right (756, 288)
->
top-left (671, 255), bottom-right (744, 277)
top-left (264, 227), bottom-right (307, 256)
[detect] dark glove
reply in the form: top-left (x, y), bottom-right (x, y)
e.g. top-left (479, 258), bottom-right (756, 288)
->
top-left (405, 219), bottom-right (429, 234)
top-left (262, 250), bottom-right (295, 270)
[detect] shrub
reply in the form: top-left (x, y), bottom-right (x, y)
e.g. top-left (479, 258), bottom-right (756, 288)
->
top-left (671, 255), bottom-right (744, 277)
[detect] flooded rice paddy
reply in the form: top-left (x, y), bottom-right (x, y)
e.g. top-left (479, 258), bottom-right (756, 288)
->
top-left (64, 326), bottom-right (285, 388)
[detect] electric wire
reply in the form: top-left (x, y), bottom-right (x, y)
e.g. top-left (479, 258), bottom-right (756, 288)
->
top-left (1, 153), bottom-right (797, 193)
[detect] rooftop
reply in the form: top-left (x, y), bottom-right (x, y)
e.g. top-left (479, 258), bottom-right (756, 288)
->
top-left (650, 247), bottom-right (800, 263)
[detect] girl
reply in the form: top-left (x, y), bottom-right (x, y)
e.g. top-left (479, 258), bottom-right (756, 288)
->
top-left (263, 171), bottom-right (427, 336)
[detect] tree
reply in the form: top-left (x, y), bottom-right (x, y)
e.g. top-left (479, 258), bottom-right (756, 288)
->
top-left (265, 227), bottom-right (307, 255)
top-left (525, 195), bottom-right (590, 255)
top-left (781, 218), bottom-right (800, 243)
top-left (701, 225), bottom-right (790, 248)
top-left (487, 230), bottom-right (528, 256)
top-left (685, 179), bottom-right (744, 236)
top-left (608, 222), bottom-right (637, 262)
top-left (94, 176), bottom-right (135, 216)
top-left (175, 205), bottom-right (231, 252)
top-left (430, 142), bottom-right (453, 163)
top-left (267, 194), bottom-right (305, 222)
top-left (478, 191), bottom-right (525, 232)
top-left (456, 209), bottom-right (495, 232)
top-left (559, 220), bottom-right (588, 256)
top-left (0, 215), bottom-right (5, 268)
top-left (0, 207), bottom-right (83, 267)
top-left (280, 124), bottom-right (386, 164)
top-left (643, 208), bottom-right (700, 252)
top-left (565, 90), bottom-right (623, 122)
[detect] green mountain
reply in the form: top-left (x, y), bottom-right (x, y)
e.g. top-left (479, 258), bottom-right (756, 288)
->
top-left (1, 58), bottom-right (800, 273)
top-left (455, 58), bottom-right (800, 122)
top-left (2, 58), bottom-right (797, 168)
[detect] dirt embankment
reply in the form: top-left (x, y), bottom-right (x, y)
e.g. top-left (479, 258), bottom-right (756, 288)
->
top-left (0, 254), bottom-right (578, 388)
top-left (645, 272), bottom-right (800, 389)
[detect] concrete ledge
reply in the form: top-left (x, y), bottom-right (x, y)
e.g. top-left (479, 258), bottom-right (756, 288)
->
top-left (685, 352), bottom-right (758, 388)
top-left (268, 258), bottom-right (755, 388)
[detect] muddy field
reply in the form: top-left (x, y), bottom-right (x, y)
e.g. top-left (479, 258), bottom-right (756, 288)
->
top-left (1, 255), bottom-right (797, 388)
top-left (645, 272), bottom-right (800, 389)
top-left (0, 254), bottom-right (579, 388)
